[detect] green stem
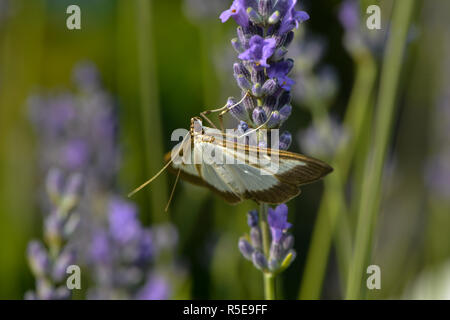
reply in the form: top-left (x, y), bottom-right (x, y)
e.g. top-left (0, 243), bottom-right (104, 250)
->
top-left (298, 52), bottom-right (377, 299)
top-left (136, 0), bottom-right (168, 221)
top-left (260, 203), bottom-right (276, 300)
top-left (346, 0), bottom-right (415, 299)
top-left (264, 273), bottom-right (276, 300)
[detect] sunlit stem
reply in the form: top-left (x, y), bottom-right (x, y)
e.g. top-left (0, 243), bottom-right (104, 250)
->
top-left (346, 0), bottom-right (415, 299)
top-left (260, 202), bottom-right (276, 300)
top-left (299, 51), bottom-right (377, 299)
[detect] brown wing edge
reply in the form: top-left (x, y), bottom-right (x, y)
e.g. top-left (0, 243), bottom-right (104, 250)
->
top-left (164, 146), bottom-right (333, 205)
top-left (164, 151), bottom-right (242, 205)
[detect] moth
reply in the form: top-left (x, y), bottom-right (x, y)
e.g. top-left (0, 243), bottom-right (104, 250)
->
top-left (129, 116), bottom-right (332, 206)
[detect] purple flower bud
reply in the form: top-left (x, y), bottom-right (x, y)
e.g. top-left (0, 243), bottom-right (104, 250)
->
top-left (252, 107), bottom-right (267, 126)
top-left (270, 242), bottom-right (283, 261)
top-left (53, 249), bottom-right (76, 281)
top-left (264, 95), bottom-right (278, 110)
top-left (259, 0), bottom-right (273, 18)
top-left (268, 258), bottom-right (279, 272)
top-left (235, 74), bottom-right (252, 91)
top-left (282, 234), bottom-right (294, 251)
top-left (238, 238), bottom-right (254, 261)
top-left (247, 209), bottom-right (259, 227)
top-left (227, 97), bottom-right (250, 123)
top-left (36, 279), bottom-right (54, 300)
top-left (242, 94), bottom-right (256, 114)
top-left (279, 104), bottom-right (292, 122)
top-left (250, 227), bottom-right (262, 251)
top-left (284, 31), bottom-right (295, 47)
top-left (252, 83), bottom-right (263, 97)
top-left (27, 241), bottom-right (50, 278)
top-left (237, 26), bottom-right (250, 48)
top-left (251, 68), bottom-right (265, 85)
top-left (262, 79), bottom-right (279, 96)
top-left (231, 38), bottom-right (244, 53)
top-left (247, 7), bottom-right (263, 24)
top-left (279, 131), bottom-right (292, 150)
top-left (46, 169), bottom-right (63, 204)
top-left (252, 251), bottom-right (268, 271)
top-left (267, 111), bottom-right (281, 128)
top-left (273, 47), bottom-right (288, 61)
top-left (64, 173), bottom-right (83, 199)
top-left (44, 214), bottom-right (64, 246)
top-left (268, 10), bottom-right (280, 24)
top-left (233, 62), bottom-right (250, 79)
top-left (283, 249), bottom-right (297, 267)
top-left (278, 91), bottom-right (292, 107)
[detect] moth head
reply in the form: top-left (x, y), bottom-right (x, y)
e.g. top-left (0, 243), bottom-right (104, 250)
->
top-left (190, 117), bottom-right (203, 136)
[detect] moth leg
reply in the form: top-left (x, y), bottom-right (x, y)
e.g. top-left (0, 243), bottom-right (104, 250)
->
top-left (200, 91), bottom-right (250, 133)
top-left (239, 110), bottom-right (274, 139)
top-left (200, 111), bottom-right (219, 130)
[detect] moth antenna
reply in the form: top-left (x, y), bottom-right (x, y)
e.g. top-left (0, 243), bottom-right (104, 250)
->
top-left (165, 168), bottom-right (181, 212)
top-left (128, 133), bottom-right (190, 198)
top-left (127, 159), bottom-right (174, 198)
top-left (201, 91), bottom-right (249, 116)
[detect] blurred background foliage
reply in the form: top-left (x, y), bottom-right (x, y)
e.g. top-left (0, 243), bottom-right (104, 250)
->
top-left (0, 0), bottom-right (450, 300)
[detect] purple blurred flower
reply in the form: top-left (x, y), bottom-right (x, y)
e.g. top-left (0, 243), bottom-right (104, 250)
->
top-left (298, 116), bottom-right (349, 160)
top-left (108, 198), bottom-right (141, 245)
top-left (239, 35), bottom-right (277, 68)
top-left (26, 173), bottom-right (83, 300)
top-left (267, 204), bottom-right (292, 243)
top-left (90, 231), bottom-right (112, 265)
top-left (136, 274), bottom-right (170, 300)
top-left (247, 210), bottom-right (259, 227)
top-left (62, 139), bottom-right (89, 170)
top-left (339, 0), bottom-right (360, 31)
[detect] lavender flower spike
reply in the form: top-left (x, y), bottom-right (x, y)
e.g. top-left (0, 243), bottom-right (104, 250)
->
top-left (26, 171), bottom-right (83, 300)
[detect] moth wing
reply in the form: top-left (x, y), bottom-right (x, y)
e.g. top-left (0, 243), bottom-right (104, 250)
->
top-left (165, 145), bottom-right (242, 204)
top-left (212, 140), bottom-right (332, 204)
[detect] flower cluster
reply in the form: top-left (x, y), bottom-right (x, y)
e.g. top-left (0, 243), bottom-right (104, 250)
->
top-left (298, 116), bottom-right (349, 161)
top-left (27, 63), bottom-right (181, 300)
top-left (29, 61), bottom-right (119, 190)
top-left (239, 204), bottom-right (295, 273)
top-left (290, 31), bottom-right (338, 107)
top-left (26, 170), bottom-right (83, 300)
top-left (88, 197), bottom-right (175, 300)
top-left (220, 0), bottom-right (310, 149)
